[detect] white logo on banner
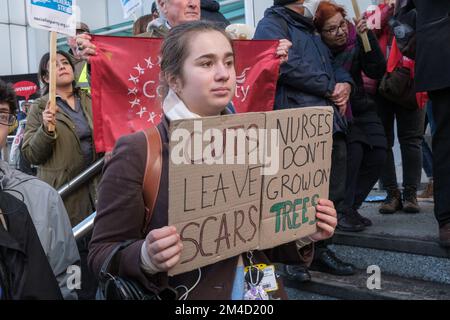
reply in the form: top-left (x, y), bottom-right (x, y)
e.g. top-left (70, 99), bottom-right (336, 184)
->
top-left (127, 55), bottom-right (164, 124)
top-left (126, 55), bottom-right (253, 122)
top-left (236, 67), bottom-right (251, 103)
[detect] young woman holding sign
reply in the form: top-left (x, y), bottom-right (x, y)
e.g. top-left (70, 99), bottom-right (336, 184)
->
top-left (88, 21), bottom-right (337, 300)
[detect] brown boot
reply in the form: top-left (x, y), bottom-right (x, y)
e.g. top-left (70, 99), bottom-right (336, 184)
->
top-left (403, 187), bottom-right (420, 213)
top-left (417, 180), bottom-right (433, 200)
top-left (379, 188), bottom-right (403, 214)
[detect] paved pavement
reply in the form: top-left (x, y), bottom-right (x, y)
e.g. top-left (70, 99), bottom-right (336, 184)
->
top-left (358, 191), bottom-right (438, 242)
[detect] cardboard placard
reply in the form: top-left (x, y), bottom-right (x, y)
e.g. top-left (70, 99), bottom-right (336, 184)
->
top-left (259, 108), bottom-right (333, 249)
top-left (168, 113), bottom-right (265, 276)
top-left (168, 107), bottom-right (333, 275)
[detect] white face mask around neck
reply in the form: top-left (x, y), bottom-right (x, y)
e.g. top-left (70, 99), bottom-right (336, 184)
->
top-left (297, 0), bottom-right (321, 18)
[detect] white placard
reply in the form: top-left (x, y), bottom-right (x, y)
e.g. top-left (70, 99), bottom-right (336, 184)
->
top-left (26, 0), bottom-right (77, 36)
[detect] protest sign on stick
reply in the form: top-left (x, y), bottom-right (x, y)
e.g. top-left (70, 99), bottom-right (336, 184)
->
top-left (26, 0), bottom-right (77, 132)
top-left (48, 31), bottom-right (57, 132)
top-left (351, 0), bottom-right (372, 53)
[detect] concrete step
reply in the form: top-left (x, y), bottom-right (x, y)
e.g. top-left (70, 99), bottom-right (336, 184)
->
top-left (333, 230), bottom-right (450, 259)
top-left (328, 244), bottom-right (450, 285)
top-left (333, 197), bottom-right (450, 259)
top-left (285, 287), bottom-right (338, 300)
top-left (280, 192), bottom-right (450, 300)
top-left (281, 269), bottom-right (450, 300)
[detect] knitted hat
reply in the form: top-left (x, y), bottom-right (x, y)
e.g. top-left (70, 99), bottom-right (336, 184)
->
top-left (274, 0), bottom-right (297, 5)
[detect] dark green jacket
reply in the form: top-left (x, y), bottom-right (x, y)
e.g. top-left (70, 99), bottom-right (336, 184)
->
top-left (22, 90), bottom-right (99, 226)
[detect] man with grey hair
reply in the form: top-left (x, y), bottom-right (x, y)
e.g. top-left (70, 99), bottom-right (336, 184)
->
top-left (76, 0), bottom-right (200, 55)
top-left (142, 0), bottom-right (200, 37)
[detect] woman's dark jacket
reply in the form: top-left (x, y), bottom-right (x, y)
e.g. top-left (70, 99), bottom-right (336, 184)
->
top-left (344, 30), bottom-right (387, 148)
top-left (254, 5), bottom-right (354, 134)
top-left (404, 0), bottom-right (450, 92)
top-left (201, 0), bottom-right (230, 28)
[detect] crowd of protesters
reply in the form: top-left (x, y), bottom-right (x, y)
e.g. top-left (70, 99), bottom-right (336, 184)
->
top-left (0, 0), bottom-right (449, 300)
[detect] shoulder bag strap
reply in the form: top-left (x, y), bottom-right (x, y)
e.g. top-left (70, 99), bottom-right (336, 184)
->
top-left (141, 126), bottom-right (163, 235)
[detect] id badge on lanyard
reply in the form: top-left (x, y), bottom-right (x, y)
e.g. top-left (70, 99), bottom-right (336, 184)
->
top-left (243, 251), bottom-right (278, 300)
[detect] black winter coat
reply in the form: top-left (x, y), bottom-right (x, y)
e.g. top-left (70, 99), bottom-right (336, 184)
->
top-left (0, 192), bottom-right (62, 300)
top-left (201, 0), bottom-right (230, 29)
top-left (346, 31), bottom-right (387, 149)
top-left (254, 5), bottom-right (354, 134)
top-left (404, 0), bottom-right (450, 91)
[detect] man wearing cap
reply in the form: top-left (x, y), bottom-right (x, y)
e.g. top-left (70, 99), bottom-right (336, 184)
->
top-left (151, 1), bottom-right (160, 20)
top-left (201, 0), bottom-right (230, 28)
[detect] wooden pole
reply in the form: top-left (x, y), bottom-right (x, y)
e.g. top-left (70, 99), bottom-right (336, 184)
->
top-left (351, 0), bottom-right (372, 53)
top-left (48, 31), bottom-right (57, 132)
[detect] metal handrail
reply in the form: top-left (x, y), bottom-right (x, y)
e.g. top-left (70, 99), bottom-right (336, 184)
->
top-left (66, 158), bottom-right (105, 240)
top-left (73, 211), bottom-right (96, 240)
top-left (57, 157), bottom-right (105, 199)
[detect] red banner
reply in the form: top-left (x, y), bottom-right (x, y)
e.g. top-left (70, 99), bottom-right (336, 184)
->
top-left (90, 35), bottom-right (280, 152)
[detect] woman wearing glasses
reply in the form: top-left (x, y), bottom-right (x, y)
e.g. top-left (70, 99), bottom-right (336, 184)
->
top-left (314, 1), bottom-right (387, 231)
top-left (0, 108), bottom-right (16, 131)
top-left (22, 50), bottom-right (99, 227)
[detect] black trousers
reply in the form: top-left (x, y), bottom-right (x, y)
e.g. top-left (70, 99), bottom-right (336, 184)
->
top-left (375, 95), bottom-right (425, 190)
top-left (329, 133), bottom-right (347, 214)
top-left (429, 87), bottom-right (450, 228)
top-left (344, 143), bottom-right (386, 210)
top-left (316, 133), bottom-right (347, 251)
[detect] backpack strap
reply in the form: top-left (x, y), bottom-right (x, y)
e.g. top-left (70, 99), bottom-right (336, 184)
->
top-left (141, 126), bottom-right (163, 235)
